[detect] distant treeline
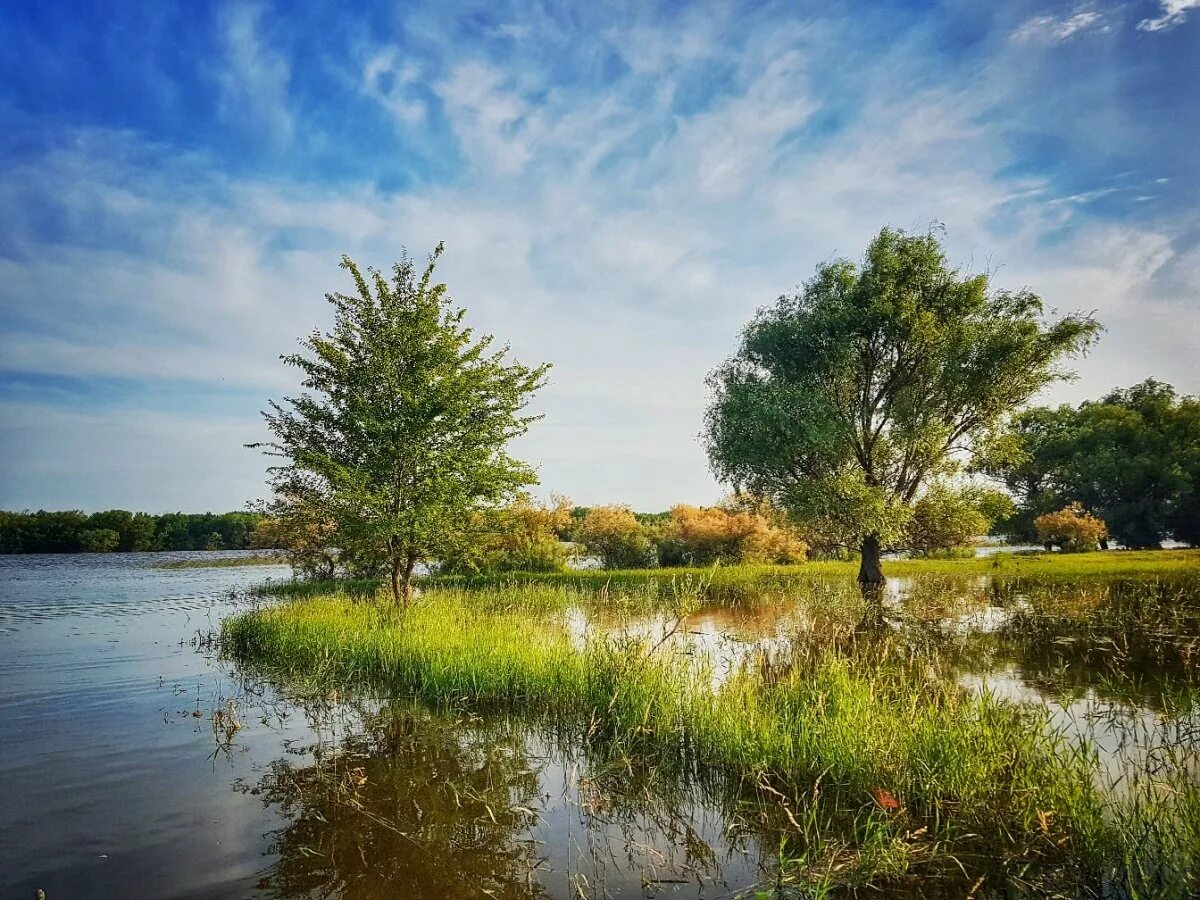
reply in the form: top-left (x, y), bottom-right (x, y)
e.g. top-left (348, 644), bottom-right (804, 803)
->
top-left (0, 510), bottom-right (267, 554)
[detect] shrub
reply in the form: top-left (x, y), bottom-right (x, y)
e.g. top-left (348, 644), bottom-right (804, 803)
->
top-left (655, 503), bottom-right (807, 566)
top-left (907, 484), bottom-right (990, 555)
top-left (1035, 504), bottom-right (1108, 553)
top-left (575, 505), bottom-right (657, 568)
top-left (440, 497), bottom-right (573, 574)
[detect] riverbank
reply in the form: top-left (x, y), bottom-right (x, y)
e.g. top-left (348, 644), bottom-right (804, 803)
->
top-left (223, 573), bottom-right (1200, 896)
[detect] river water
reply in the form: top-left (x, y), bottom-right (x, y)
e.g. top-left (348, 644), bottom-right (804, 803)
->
top-left (0, 554), bottom-right (764, 899)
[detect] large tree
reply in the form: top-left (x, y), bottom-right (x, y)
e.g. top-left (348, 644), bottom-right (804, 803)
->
top-left (254, 244), bottom-right (550, 604)
top-left (991, 380), bottom-right (1200, 548)
top-left (705, 226), bottom-right (1100, 585)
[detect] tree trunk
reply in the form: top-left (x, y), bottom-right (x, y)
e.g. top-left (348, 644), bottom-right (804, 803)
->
top-left (390, 556), bottom-right (403, 606)
top-left (400, 552), bottom-right (418, 605)
top-left (858, 534), bottom-right (885, 586)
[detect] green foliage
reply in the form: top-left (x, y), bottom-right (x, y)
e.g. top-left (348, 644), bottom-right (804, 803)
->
top-left (705, 225), bottom-right (1100, 581)
top-left (0, 509), bottom-right (265, 553)
top-left (990, 380), bottom-right (1200, 548)
top-left (438, 496), bottom-right (573, 575)
top-left (254, 244), bottom-right (550, 603)
top-left (78, 527), bottom-right (120, 553)
top-left (906, 483), bottom-right (1011, 554)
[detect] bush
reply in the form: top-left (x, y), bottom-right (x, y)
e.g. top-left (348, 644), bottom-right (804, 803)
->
top-left (575, 505), bottom-right (657, 568)
top-left (1035, 504), bottom-right (1108, 553)
top-left (655, 503), bottom-right (807, 566)
top-left (440, 497), bottom-right (573, 575)
top-left (907, 484), bottom-right (996, 555)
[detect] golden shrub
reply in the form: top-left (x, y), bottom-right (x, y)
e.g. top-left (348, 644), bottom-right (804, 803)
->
top-left (1034, 503), bottom-right (1108, 553)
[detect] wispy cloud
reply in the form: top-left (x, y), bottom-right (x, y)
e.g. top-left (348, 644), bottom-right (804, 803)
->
top-left (1137, 0), bottom-right (1200, 31)
top-left (361, 47), bottom-right (425, 125)
top-left (216, 3), bottom-right (293, 147)
top-left (0, 0), bottom-right (1197, 509)
top-left (1013, 6), bottom-right (1112, 42)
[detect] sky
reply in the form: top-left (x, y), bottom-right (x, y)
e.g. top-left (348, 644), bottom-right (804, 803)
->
top-left (0, 0), bottom-right (1197, 513)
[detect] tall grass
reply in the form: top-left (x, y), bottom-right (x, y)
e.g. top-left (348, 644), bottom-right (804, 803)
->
top-left (224, 581), bottom-right (1199, 896)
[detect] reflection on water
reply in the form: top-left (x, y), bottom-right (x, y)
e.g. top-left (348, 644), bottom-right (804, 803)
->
top-left (242, 702), bottom-right (759, 899)
top-left (2, 554), bottom-right (1198, 898)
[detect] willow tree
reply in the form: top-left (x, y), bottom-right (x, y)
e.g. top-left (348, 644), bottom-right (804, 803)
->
top-left (254, 243), bottom-right (550, 605)
top-left (704, 226), bottom-right (1100, 586)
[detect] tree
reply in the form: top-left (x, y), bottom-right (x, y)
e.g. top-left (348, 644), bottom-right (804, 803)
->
top-left (990, 380), bottom-right (1200, 548)
top-left (79, 528), bottom-right (120, 553)
top-left (254, 244), bottom-right (550, 604)
top-left (705, 226), bottom-right (1100, 586)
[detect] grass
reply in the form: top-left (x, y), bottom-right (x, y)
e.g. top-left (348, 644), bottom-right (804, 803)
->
top-left (156, 552), bottom-right (288, 569)
top-left (224, 578), bottom-right (1199, 897)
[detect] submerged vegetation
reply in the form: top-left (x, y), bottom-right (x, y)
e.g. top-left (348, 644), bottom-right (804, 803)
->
top-left (225, 563), bottom-right (1200, 897)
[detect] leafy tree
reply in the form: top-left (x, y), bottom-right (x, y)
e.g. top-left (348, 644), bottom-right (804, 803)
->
top-left (1035, 504), bottom-right (1108, 553)
top-left (0, 510), bottom-right (263, 553)
top-left (705, 226), bottom-right (1100, 585)
top-left (79, 528), bottom-right (120, 553)
top-left (991, 380), bottom-right (1200, 548)
top-left (254, 244), bottom-right (550, 604)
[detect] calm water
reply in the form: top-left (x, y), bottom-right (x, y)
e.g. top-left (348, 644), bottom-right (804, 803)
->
top-left (2, 555), bottom-right (1198, 898)
top-left (0, 555), bottom-right (763, 899)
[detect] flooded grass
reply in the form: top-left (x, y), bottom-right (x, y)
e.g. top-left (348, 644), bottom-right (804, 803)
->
top-left (224, 574), bottom-right (1200, 897)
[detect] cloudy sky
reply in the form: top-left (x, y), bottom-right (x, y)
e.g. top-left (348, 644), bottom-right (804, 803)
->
top-left (0, 0), bottom-right (1197, 513)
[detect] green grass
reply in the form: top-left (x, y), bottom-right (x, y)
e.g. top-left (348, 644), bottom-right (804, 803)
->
top-left (155, 552), bottom-right (288, 569)
top-left (224, 580), bottom-right (1199, 896)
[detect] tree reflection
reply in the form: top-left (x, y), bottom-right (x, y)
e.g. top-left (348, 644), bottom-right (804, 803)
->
top-left (248, 704), bottom-right (547, 899)
top-left (244, 701), bottom-right (744, 899)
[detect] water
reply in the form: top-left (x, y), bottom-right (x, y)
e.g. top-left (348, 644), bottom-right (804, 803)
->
top-left (2, 555), bottom-right (1198, 898)
top-left (0, 555), bottom-right (763, 899)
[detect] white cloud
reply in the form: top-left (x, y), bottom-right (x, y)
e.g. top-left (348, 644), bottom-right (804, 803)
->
top-left (361, 47), bottom-right (425, 125)
top-left (1013, 7), bottom-right (1112, 42)
top-left (1137, 0), bottom-right (1200, 31)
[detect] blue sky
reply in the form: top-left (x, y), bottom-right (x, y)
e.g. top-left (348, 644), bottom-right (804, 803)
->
top-left (1, 0), bottom-right (1197, 512)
